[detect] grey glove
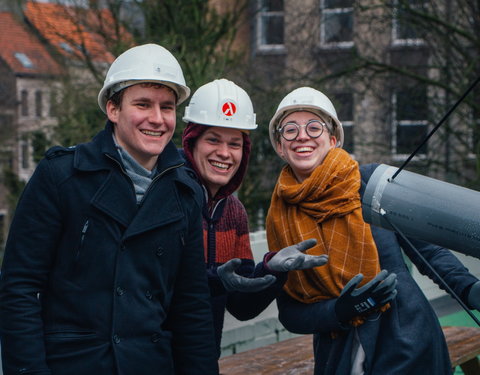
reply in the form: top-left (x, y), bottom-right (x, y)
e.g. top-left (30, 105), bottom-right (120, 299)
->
top-left (335, 270), bottom-right (397, 323)
top-left (217, 258), bottom-right (277, 293)
top-left (468, 281), bottom-right (480, 310)
top-left (267, 239), bottom-right (328, 272)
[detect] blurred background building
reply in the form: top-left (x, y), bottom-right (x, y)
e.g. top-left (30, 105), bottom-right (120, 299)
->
top-left (0, 0), bottom-right (478, 262)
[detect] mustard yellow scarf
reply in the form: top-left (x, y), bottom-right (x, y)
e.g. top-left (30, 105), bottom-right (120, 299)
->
top-left (266, 148), bottom-right (381, 303)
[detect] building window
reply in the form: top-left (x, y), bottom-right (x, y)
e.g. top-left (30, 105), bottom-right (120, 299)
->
top-left (392, 0), bottom-right (426, 45)
top-left (35, 90), bottom-right (43, 118)
top-left (59, 42), bottom-right (74, 54)
top-left (471, 88), bottom-right (480, 154)
top-left (392, 85), bottom-right (428, 156)
top-left (49, 90), bottom-right (58, 117)
top-left (320, 0), bottom-right (354, 48)
top-left (21, 90), bottom-right (28, 117)
top-left (332, 92), bottom-right (354, 154)
top-left (20, 140), bottom-right (30, 170)
top-left (14, 52), bottom-right (34, 69)
top-left (256, 0), bottom-right (284, 51)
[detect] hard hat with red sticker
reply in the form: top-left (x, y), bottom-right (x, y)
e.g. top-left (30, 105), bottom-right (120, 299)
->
top-left (183, 79), bottom-right (257, 130)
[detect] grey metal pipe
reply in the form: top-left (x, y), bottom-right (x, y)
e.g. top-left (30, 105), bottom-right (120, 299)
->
top-left (362, 164), bottom-right (480, 258)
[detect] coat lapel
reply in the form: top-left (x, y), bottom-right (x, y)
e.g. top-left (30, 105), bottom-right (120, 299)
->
top-left (73, 123), bottom-right (193, 238)
top-left (90, 170), bottom-right (137, 228)
top-left (123, 174), bottom-right (184, 240)
top-left (74, 122), bottom-right (138, 228)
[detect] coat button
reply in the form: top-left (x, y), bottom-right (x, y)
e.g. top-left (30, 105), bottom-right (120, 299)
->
top-left (113, 334), bottom-right (121, 344)
top-left (120, 243), bottom-right (126, 251)
top-left (116, 287), bottom-right (125, 296)
top-left (145, 290), bottom-right (153, 300)
top-left (151, 332), bottom-right (161, 342)
top-left (156, 247), bottom-right (164, 256)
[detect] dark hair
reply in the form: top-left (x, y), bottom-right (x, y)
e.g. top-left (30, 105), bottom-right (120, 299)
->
top-left (108, 88), bottom-right (125, 109)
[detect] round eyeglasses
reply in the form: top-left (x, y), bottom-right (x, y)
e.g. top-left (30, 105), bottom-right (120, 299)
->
top-left (278, 120), bottom-right (328, 141)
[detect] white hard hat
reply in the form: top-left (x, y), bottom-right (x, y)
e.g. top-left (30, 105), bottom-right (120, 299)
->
top-left (268, 87), bottom-right (344, 150)
top-left (98, 43), bottom-right (190, 114)
top-left (182, 79), bottom-right (257, 131)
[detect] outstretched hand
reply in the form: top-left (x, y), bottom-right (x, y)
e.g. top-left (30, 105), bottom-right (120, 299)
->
top-left (267, 239), bottom-right (328, 272)
top-left (217, 258), bottom-right (277, 293)
top-left (335, 269), bottom-right (397, 323)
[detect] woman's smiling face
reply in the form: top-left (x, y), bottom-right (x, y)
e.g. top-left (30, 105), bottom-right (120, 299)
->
top-left (276, 111), bottom-right (337, 182)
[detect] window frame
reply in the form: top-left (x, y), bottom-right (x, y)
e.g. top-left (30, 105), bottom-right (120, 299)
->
top-left (320, 0), bottom-right (354, 49)
top-left (332, 92), bottom-right (354, 154)
top-left (20, 89), bottom-right (29, 117)
top-left (392, 0), bottom-right (426, 46)
top-left (14, 52), bottom-right (34, 69)
top-left (391, 88), bottom-right (429, 159)
top-left (20, 139), bottom-right (30, 170)
top-left (35, 90), bottom-right (43, 118)
top-left (255, 0), bottom-right (286, 53)
top-left (341, 118), bottom-right (354, 154)
top-left (49, 89), bottom-right (57, 117)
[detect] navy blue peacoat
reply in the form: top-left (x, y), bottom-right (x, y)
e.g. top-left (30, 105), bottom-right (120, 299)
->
top-left (0, 122), bottom-right (218, 375)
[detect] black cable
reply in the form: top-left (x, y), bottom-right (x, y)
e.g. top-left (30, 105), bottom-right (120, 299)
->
top-left (390, 76), bottom-right (480, 181)
top-left (381, 210), bottom-right (480, 327)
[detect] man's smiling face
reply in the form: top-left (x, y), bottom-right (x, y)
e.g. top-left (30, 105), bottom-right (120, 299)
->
top-left (107, 83), bottom-right (176, 170)
top-left (193, 126), bottom-right (244, 197)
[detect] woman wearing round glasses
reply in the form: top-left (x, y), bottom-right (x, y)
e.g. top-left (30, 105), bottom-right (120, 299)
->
top-left (265, 87), bottom-right (479, 374)
top-left (275, 114), bottom-right (336, 183)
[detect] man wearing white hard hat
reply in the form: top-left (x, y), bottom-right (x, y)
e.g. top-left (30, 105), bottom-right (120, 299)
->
top-left (181, 79), bottom-right (328, 359)
top-left (0, 44), bottom-right (218, 375)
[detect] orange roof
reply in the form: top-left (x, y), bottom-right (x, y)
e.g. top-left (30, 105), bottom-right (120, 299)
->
top-left (0, 11), bottom-right (62, 75)
top-left (24, 1), bottom-right (132, 64)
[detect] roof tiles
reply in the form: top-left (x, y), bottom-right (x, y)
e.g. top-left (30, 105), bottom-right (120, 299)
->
top-left (25, 1), bottom-right (121, 64)
top-left (0, 11), bottom-right (62, 75)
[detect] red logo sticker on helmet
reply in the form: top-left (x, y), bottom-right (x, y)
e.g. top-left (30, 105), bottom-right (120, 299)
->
top-left (222, 101), bottom-right (237, 117)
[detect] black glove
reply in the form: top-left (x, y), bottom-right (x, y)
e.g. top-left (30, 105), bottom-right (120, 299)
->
top-left (267, 239), bottom-right (328, 272)
top-left (335, 270), bottom-right (397, 324)
top-left (217, 258), bottom-right (277, 293)
top-left (468, 281), bottom-right (480, 310)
